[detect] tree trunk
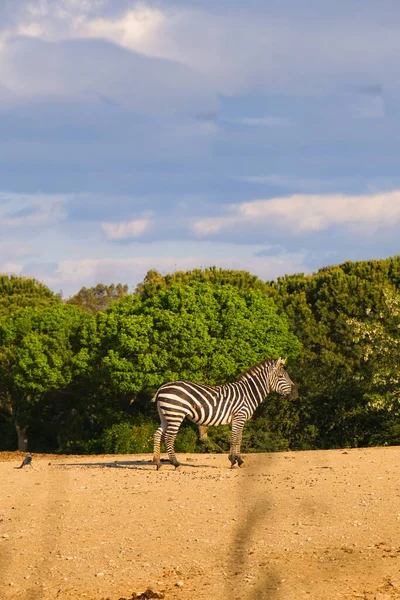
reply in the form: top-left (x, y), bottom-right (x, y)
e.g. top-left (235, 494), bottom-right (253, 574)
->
top-left (198, 425), bottom-right (208, 441)
top-left (15, 424), bottom-right (28, 452)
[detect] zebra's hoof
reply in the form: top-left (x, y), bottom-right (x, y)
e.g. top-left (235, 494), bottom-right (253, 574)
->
top-left (174, 464), bottom-right (182, 471)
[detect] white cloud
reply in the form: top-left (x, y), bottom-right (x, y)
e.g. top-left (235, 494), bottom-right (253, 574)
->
top-left (0, 192), bottom-right (66, 229)
top-left (0, 262), bottom-right (23, 275)
top-left (0, 3), bottom-right (166, 56)
top-left (102, 218), bottom-right (151, 240)
top-left (239, 192), bottom-right (400, 232)
top-left (16, 22), bottom-right (45, 38)
top-left (192, 217), bottom-right (236, 237)
top-left (83, 6), bottom-right (165, 50)
top-left (1, 2), bottom-right (398, 97)
top-left (193, 190), bottom-right (400, 238)
top-left (0, 33), bottom-right (217, 116)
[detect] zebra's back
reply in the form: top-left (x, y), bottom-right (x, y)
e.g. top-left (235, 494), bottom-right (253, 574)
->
top-left (155, 380), bottom-right (237, 426)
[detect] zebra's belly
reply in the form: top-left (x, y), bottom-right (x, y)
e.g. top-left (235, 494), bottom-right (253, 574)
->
top-left (189, 412), bottom-right (232, 427)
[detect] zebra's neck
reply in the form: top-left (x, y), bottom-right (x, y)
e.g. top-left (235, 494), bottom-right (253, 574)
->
top-left (240, 370), bottom-right (270, 408)
top-left (217, 367), bottom-right (270, 411)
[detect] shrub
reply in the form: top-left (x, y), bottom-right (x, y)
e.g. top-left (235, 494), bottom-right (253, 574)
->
top-left (101, 419), bottom-right (156, 454)
top-left (203, 420), bottom-right (290, 454)
top-left (241, 425), bottom-right (289, 453)
top-left (174, 425), bottom-right (198, 453)
top-left (206, 425), bottom-right (231, 452)
top-left (368, 420), bottom-right (400, 447)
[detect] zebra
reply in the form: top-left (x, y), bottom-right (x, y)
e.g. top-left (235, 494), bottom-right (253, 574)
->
top-left (152, 357), bottom-right (298, 470)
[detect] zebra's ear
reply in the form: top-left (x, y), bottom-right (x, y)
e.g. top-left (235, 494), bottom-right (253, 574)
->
top-left (276, 357), bottom-right (287, 368)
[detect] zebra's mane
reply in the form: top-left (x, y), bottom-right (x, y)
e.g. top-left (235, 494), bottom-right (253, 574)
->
top-left (238, 358), bottom-right (276, 381)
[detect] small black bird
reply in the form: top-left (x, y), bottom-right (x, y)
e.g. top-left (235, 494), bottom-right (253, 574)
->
top-left (18, 453), bottom-right (33, 469)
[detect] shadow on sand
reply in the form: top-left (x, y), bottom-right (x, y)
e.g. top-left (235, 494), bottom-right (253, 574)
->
top-left (55, 458), bottom-right (218, 470)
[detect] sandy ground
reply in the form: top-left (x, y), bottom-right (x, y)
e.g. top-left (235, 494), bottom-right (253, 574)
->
top-left (1, 448), bottom-right (400, 600)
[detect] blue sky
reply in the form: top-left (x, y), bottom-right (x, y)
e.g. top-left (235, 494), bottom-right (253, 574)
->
top-left (1, 0), bottom-right (400, 296)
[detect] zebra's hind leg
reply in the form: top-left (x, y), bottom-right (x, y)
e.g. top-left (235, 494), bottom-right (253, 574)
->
top-left (165, 422), bottom-right (183, 469)
top-left (153, 426), bottom-right (165, 470)
top-left (153, 404), bottom-right (168, 470)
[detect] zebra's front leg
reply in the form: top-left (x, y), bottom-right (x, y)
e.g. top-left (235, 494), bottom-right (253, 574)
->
top-left (229, 419), bottom-right (245, 469)
top-left (236, 430), bottom-right (244, 467)
top-left (228, 434), bottom-right (238, 468)
top-left (165, 424), bottom-right (182, 469)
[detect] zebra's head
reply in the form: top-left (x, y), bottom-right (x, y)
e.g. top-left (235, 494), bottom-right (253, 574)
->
top-left (269, 358), bottom-right (298, 400)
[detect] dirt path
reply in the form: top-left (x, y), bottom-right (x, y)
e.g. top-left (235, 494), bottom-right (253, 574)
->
top-left (1, 447), bottom-right (400, 600)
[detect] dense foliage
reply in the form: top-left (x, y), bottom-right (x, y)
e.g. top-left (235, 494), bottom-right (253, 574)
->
top-left (0, 275), bottom-right (61, 317)
top-left (66, 283), bottom-right (129, 314)
top-left (0, 257), bottom-right (400, 454)
top-left (98, 282), bottom-right (300, 390)
top-left (264, 257), bottom-right (400, 449)
top-left (0, 303), bottom-right (97, 451)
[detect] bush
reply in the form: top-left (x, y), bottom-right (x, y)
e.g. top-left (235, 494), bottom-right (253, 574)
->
top-left (206, 425), bottom-right (231, 452)
top-left (98, 420), bottom-right (200, 455)
top-left (203, 419), bottom-right (290, 454)
top-left (291, 425), bottom-right (320, 451)
top-left (242, 430), bottom-right (289, 453)
top-left (101, 419), bottom-right (156, 454)
top-left (198, 436), bottom-right (226, 454)
top-left (368, 419), bottom-right (400, 447)
top-left (174, 425), bottom-right (198, 453)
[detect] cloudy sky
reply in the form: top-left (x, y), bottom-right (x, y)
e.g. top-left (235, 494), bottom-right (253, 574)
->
top-left (1, 0), bottom-right (400, 296)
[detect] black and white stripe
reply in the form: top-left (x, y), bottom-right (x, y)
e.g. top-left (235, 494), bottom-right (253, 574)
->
top-left (152, 357), bottom-right (298, 469)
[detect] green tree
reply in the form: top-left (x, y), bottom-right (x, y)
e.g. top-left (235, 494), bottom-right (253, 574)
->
top-left (94, 282), bottom-right (301, 454)
top-left (348, 286), bottom-right (400, 414)
top-left (0, 305), bottom-right (97, 451)
top-left (266, 258), bottom-right (400, 448)
top-left (97, 282), bottom-right (301, 398)
top-left (135, 267), bottom-right (268, 299)
top-left (0, 275), bottom-right (60, 317)
top-left (66, 283), bottom-right (129, 314)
